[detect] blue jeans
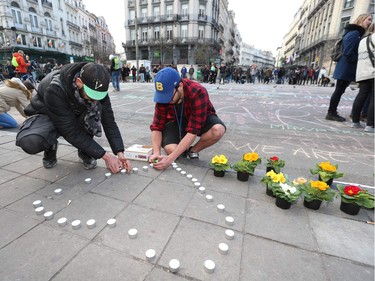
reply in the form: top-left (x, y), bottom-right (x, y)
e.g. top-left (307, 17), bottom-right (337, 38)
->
top-left (0, 113), bottom-right (18, 128)
top-left (111, 70), bottom-right (121, 91)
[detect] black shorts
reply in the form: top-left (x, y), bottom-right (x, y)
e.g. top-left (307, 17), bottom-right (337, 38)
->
top-left (161, 114), bottom-right (226, 147)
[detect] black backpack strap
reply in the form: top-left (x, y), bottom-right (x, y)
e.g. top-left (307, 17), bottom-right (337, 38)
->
top-left (366, 34), bottom-right (374, 67)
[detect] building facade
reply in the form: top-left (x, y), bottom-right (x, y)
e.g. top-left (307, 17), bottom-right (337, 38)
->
top-left (239, 42), bottom-right (275, 69)
top-left (0, 0), bottom-right (115, 65)
top-left (279, 0), bottom-right (374, 75)
top-left (122, 0), bottom-right (241, 66)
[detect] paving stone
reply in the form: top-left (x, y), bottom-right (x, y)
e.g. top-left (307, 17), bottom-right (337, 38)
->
top-left (2, 154), bottom-right (43, 174)
top-left (244, 199), bottom-right (317, 251)
top-left (158, 217), bottom-right (243, 281)
top-left (54, 166), bottom-right (108, 187)
top-left (0, 209), bottom-right (39, 249)
top-left (0, 168), bottom-right (21, 185)
top-left (156, 164), bottom-right (209, 185)
top-left (240, 235), bottom-right (327, 281)
top-left (0, 224), bottom-right (87, 281)
top-left (46, 192), bottom-right (127, 239)
top-left (0, 175), bottom-right (50, 206)
top-left (52, 243), bottom-right (152, 281)
top-left (145, 267), bottom-right (189, 281)
top-left (0, 150), bottom-right (32, 167)
top-left (202, 170), bottom-right (249, 197)
top-left (323, 255), bottom-right (374, 281)
top-left (133, 178), bottom-right (195, 215)
top-left (91, 172), bottom-right (153, 202)
top-left (96, 204), bottom-right (180, 262)
top-left (26, 160), bottom-right (73, 182)
top-left (184, 190), bottom-right (246, 232)
top-left (308, 212), bottom-right (374, 265)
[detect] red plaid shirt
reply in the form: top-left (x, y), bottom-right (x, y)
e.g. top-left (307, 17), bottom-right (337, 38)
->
top-left (150, 79), bottom-right (216, 135)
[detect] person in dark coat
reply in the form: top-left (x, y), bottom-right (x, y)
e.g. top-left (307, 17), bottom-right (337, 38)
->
top-left (326, 13), bottom-right (372, 122)
top-left (16, 62), bottom-right (131, 173)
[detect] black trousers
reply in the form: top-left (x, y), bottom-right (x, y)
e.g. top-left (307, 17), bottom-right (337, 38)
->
top-left (328, 79), bottom-right (351, 114)
top-left (351, 79), bottom-right (374, 126)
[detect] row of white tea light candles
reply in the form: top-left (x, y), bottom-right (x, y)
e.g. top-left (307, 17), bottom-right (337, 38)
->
top-left (33, 162), bottom-right (236, 274)
top-left (169, 162), bottom-right (236, 273)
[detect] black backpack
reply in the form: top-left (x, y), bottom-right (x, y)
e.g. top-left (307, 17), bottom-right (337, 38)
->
top-left (331, 37), bottom-right (343, 62)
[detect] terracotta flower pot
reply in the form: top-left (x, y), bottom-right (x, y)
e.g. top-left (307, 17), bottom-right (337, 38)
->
top-left (237, 171), bottom-right (250, 182)
top-left (275, 197), bottom-right (291, 209)
top-left (213, 170), bottom-right (225, 177)
top-left (303, 198), bottom-right (322, 210)
top-left (340, 201), bottom-right (361, 215)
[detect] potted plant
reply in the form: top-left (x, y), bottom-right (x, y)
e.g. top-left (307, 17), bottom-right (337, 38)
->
top-left (232, 152), bottom-right (261, 182)
top-left (261, 170), bottom-right (287, 197)
top-left (265, 156), bottom-right (285, 173)
top-left (310, 161), bottom-right (344, 186)
top-left (273, 181), bottom-right (301, 210)
top-left (210, 154), bottom-right (230, 177)
top-left (337, 185), bottom-right (374, 215)
top-left (300, 180), bottom-right (336, 210)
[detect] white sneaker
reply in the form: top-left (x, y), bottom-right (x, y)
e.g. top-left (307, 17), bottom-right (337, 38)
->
top-left (364, 126), bottom-right (374, 133)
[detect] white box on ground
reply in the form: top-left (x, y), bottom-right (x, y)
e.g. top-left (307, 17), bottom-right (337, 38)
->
top-left (124, 144), bottom-right (153, 162)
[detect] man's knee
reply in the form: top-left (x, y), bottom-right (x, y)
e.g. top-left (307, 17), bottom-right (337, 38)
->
top-left (211, 124), bottom-right (226, 140)
top-left (17, 135), bottom-right (46, 154)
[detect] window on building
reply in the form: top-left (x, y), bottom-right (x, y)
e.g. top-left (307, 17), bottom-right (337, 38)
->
top-left (340, 16), bottom-right (350, 33)
top-left (154, 26), bottom-right (160, 39)
top-left (181, 4), bottom-right (188, 17)
top-left (199, 4), bottom-right (205, 17)
top-left (198, 25), bottom-right (204, 38)
top-left (166, 5), bottom-right (173, 17)
top-left (343, 0), bottom-right (354, 9)
top-left (16, 33), bottom-right (26, 45)
top-left (141, 8), bottom-right (147, 19)
top-left (153, 6), bottom-right (160, 17)
top-left (181, 24), bottom-right (187, 38)
top-left (60, 18), bottom-right (65, 35)
top-left (142, 28), bottom-right (148, 42)
top-left (45, 12), bottom-right (53, 31)
top-left (131, 29), bottom-right (136, 44)
top-left (29, 8), bottom-right (39, 28)
top-left (32, 36), bottom-right (42, 47)
top-left (11, 2), bottom-right (22, 24)
top-left (130, 10), bottom-right (135, 20)
top-left (47, 38), bottom-right (55, 48)
top-left (166, 25), bottom-right (173, 40)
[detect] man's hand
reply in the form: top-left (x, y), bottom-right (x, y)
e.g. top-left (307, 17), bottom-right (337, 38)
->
top-left (149, 154), bottom-right (161, 164)
top-left (117, 152), bottom-right (131, 173)
top-left (102, 152), bottom-right (131, 174)
top-left (152, 155), bottom-right (174, 170)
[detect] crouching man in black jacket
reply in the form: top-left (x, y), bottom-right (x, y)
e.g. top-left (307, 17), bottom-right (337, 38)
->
top-left (16, 62), bottom-right (131, 173)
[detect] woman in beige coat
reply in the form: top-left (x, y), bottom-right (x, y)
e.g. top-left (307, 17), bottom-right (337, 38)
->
top-left (0, 78), bottom-right (34, 128)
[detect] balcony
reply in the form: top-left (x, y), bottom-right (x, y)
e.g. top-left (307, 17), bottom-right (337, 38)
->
top-left (178, 14), bottom-right (189, 21)
top-left (139, 0), bottom-right (148, 5)
top-left (46, 29), bottom-right (56, 36)
top-left (67, 21), bottom-right (80, 31)
top-left (42, 0), bottom-right (53, 9)
top-left (69, 41), bottom-right (82, 48)
top-left (198, 15), bottom-right (207, 22)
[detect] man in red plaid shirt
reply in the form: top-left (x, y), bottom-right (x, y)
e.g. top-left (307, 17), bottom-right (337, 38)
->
top-left (150, 67), bottom-right (226, 170)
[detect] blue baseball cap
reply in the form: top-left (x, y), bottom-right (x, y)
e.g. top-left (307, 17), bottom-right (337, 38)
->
top-left (153, 67), bottom-right (181, 103)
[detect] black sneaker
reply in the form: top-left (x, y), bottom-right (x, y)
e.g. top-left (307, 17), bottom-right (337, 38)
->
top-left (78, 150), bottom-right (97, 170)
top-left (187, 146), bottom-right (199, 159)
top-left (43, 143), bottom-right (58, 169)
top-left (325, 113), bottom-right (346, 122)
